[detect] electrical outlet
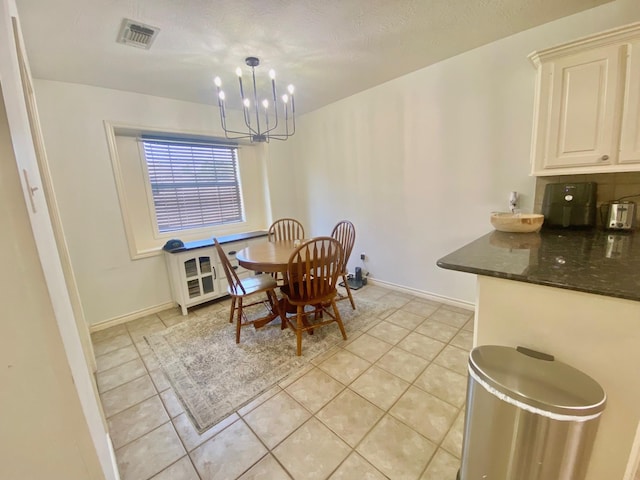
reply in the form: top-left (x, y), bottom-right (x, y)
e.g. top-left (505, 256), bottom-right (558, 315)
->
top-left (360, 253), bottom-right (366, 261)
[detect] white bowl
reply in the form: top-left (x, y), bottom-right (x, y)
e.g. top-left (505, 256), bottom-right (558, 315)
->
top-left (490, 213), bottom-right (544, 233)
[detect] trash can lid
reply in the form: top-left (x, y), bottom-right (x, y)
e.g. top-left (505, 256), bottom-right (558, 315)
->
top-left (469, 345), bottom-right (606, 418)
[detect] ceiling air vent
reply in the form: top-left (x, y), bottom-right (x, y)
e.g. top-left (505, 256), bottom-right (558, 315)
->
top-left (117, 18), bottom-right (159, 49)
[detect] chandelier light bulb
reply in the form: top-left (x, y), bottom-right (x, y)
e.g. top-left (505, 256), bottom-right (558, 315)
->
top-left (282, 94), bottom-right (289, 103)
top-left (262, 99), bottom-right (269, 109)
top-left (269, 69), bottom-right (276, 80)
top-left (214, 76), bottom-right (222, 87)
top-left (287, 84), bottom-right (295, 95)
top-left (218, 91), bottom-right (225, 100)
top-left (243, 98), bottom-right (250, 108)
top-left (235, 67), bottom-right (242, 77)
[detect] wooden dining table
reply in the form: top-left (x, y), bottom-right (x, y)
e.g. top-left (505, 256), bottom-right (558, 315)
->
top-left (235, 239), bottom-right (302, 327)
top-left (235, 239), bottom-right (300, 275)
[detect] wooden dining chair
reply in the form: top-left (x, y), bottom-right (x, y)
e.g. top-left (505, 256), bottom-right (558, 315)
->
top-left (331, 220), bottom-right (356, 309)
top-left (280, 237), bottom-right (347, 356)
top-left (267, 218), bottom-right (305, 284)
top-left (214, 238), bottom-right (281, 344)
top-left (268, 218), bottom-right (305, 242)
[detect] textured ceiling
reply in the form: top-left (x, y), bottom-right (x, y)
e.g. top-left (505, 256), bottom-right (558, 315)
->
top-left (15, 0), bottom-right (612, 115)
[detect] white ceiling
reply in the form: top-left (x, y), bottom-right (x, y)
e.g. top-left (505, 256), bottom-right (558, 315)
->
top-left (16, 0), bottom-right (612, 115)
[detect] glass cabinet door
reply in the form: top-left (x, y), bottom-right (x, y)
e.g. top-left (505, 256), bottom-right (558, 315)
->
top-left (187, 279), bottom-right (200, 298)
top-left (199, 257), bottom-right (212, 274)
top-left (182, 254), bottom-right (216, 298)
top-left (184, 258), bottom-right (198, 278)
top-left (200, 256), bottom-right (214, 294)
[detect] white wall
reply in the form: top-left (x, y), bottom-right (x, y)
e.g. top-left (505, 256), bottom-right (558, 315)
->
top-left (33, 81), bottom-right (271, 325)
top-left (268, 0), bottom-right (640, 304)
top-left (0, 0), bottom-right (117, 471)
top-left (32, 0), bottom-right (640, 324)
top-left (0, 84), bottom-right (108, 480)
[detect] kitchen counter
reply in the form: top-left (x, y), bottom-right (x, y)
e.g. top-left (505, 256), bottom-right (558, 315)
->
top-left (437, 228), bottom-right (640, 480)
top-left (437, 228), bottom-right (640, 302)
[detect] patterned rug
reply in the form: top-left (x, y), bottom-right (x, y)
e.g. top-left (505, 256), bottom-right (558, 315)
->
top-left (145, 297), bottom-right (389, 433)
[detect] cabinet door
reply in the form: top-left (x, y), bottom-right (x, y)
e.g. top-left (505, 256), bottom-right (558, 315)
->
top-left (620, 40), bottom-right (640, 164)
top-left (183, 258), bottom-right (201, 298)
top-left (183, 252), bottom-right (219, 300)
top-left (197, 256), bottom-right (216, 296)
top-left (544, 45), bottom-right (623, 168)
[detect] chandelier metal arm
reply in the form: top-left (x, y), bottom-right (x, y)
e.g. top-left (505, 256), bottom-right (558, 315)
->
top-left (237, 74), bottom-right (256, 135)
top-left (253, 66), bottom-right (263, 135)
top-left (216, 93), bottom-right (258, 139)
top-left (214, 56), bottom-right (296, 143)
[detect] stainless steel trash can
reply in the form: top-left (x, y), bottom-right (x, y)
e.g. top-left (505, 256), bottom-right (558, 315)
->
top-left (459, 345), bottom-right (606, 480)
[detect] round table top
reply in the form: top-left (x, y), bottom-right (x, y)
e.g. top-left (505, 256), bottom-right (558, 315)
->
top-left (236, 240), bottom-right (300, 273)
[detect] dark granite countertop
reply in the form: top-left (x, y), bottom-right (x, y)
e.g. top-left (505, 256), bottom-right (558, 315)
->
top-left (164, 230), bottom-right (268, 253)
top-left (437, 229), bottom-right (640, 302)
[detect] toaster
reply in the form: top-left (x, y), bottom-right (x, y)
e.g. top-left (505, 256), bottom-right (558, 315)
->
top-left (604, 201), bottom-right (637, 231)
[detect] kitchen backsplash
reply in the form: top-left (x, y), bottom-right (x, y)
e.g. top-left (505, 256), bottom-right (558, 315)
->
top-left (534, 172), bottom-right (640, 228)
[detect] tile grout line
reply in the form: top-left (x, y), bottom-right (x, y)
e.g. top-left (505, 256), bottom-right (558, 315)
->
top-left (263, 304), bottom-right (469, 478)
top-left (103, 313), bottom-right (206, 480)
top-left (96, 290), bottom-right (473, 480)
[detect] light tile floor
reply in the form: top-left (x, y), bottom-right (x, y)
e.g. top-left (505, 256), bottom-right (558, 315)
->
top-left (91, 285), bottom-right (474, 480)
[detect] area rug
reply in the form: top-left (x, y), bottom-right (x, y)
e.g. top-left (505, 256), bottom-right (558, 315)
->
top-left (145, 297), bottom-right (389, 433)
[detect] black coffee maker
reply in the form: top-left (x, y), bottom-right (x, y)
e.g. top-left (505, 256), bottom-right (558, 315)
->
top-left (541, 182), bottom-right (597, 228)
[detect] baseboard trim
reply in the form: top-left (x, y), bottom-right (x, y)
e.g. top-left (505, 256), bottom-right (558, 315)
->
top-left (106, 433), bottom-right (121, 480)
top-left (90, 281), bottom-right (474, 332)
top-left (367, 278), bottom-right (475, 312)
top-left (89, 301), bottom-right (177, 333)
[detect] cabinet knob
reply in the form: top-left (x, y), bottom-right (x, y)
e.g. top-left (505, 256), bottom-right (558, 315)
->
top-left (600, 154), bottom-right (609, 161)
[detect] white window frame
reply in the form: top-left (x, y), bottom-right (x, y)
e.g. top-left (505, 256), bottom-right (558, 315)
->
top-left (105, 122), bottom-right (270, 259)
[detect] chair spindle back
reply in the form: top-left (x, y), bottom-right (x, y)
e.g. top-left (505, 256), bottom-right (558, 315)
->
top-left (331, 220), bottom-right (356, 273)
top-left (268, 218), bottom-right (305, 242)
top-left (286, 237), bottom-right (343, 300)
top-left (214, 238), bottom-right (245, 295)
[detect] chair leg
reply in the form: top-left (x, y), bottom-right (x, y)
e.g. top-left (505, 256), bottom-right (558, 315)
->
top-left (266, 290), bottom-right (284, 328)
top-left (295, 305), bottom-right (304, 356)
top-left (235, 298), bottom-right (243, 344)
top-left (265, 290), bottom-right (275, 313)
top-left (275, 294), bottom-right (287, 330)
top-left (331, 299), bottom-right (348, 340)
top-left (279, 297), bottom-right (289, 330)
top-left (229, 296), bottom-right (236, 323)
top-left (342, 274), bottom-right (356, 310)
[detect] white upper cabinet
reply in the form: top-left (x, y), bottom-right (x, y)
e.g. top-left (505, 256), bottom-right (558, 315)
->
top-left (620, 39), bottom-right (640, 164)
top-left (530, 22), bottom-right (640, 176)
top-left (543, 45), bottom-right (622, 168)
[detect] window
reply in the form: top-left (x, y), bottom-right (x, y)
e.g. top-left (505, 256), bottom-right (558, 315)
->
top-left (141, 137), bottom-right (245, 234)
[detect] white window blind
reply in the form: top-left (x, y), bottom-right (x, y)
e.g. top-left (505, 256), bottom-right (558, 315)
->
top-left (142, 138), bottom-right (245, 233)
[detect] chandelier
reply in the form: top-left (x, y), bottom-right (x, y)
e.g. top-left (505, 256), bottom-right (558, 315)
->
top-left (214, 57), bottom-right (296, 143)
